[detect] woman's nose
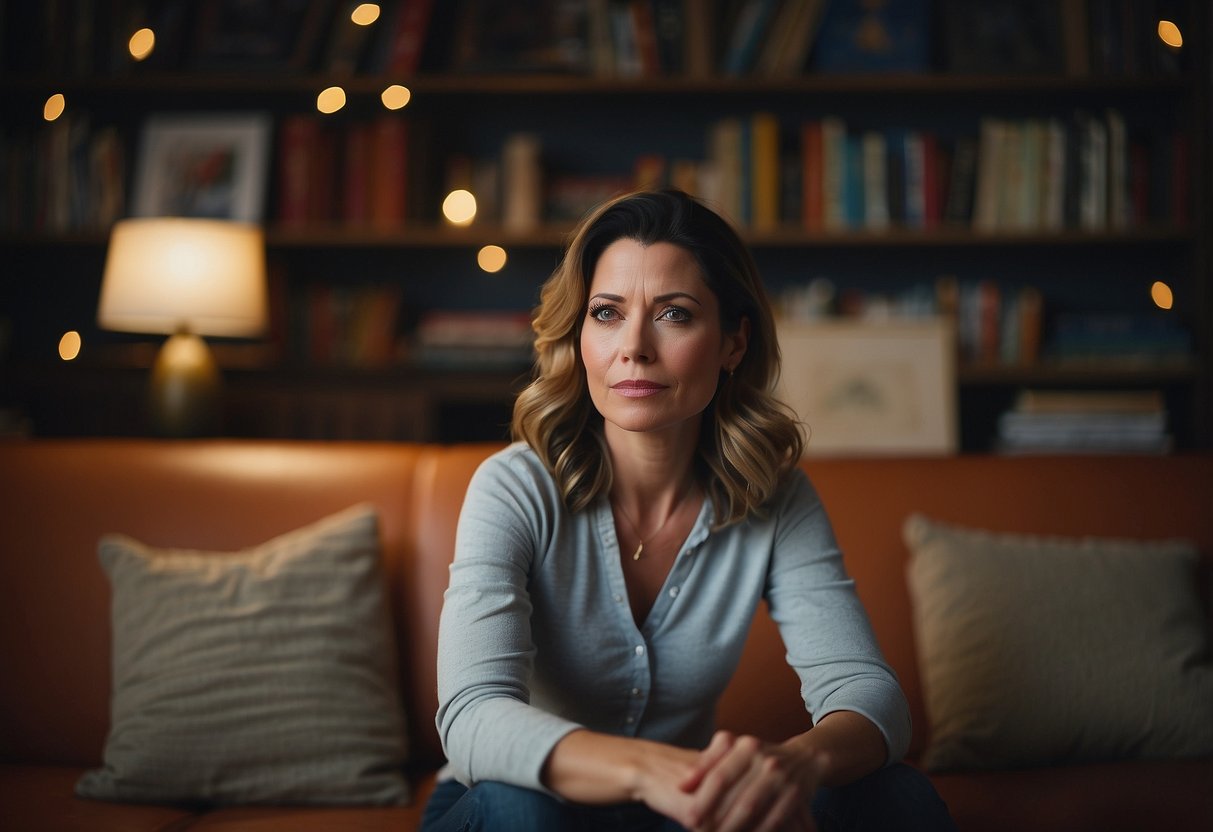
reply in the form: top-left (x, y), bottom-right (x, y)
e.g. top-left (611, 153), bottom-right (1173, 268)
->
top-left (620, 318), bottom-right (653, 363)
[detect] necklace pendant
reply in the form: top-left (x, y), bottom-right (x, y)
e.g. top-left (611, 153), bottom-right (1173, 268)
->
top-left (632, 542), bottom-right (643, 561)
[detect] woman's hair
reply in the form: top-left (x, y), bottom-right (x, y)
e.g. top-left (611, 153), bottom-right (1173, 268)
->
top-left (511, 189), bottom-right (804, 528)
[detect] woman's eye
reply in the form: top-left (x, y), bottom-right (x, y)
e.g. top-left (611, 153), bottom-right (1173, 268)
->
top-left (659, 306), bottom-right (691, 322)
top-left (589, 305), bottom-right (618, 322)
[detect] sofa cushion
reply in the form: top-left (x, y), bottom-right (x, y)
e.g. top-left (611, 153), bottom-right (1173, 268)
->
top-left (904, 513), bottom-right (1213, 772)
top-left (76, 504), bottom-right (409, 806)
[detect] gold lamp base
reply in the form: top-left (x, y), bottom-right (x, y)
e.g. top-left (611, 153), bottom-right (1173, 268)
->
top-left (149, 330), bottom-right (221, 437)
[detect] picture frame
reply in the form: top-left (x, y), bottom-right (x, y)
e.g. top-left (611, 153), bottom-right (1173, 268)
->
top-left (776, 318), bottom-right (958, 456)
top-left (132, 113), bottom-right (273, 223)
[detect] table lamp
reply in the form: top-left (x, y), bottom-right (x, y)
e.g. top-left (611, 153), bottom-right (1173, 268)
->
top-left (97, 217), bottom-right (267, 437)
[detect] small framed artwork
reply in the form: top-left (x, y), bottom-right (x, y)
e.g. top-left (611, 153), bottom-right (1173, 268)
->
top-left (132, 113), bottom-right (273, 223)
top-left (777, 318), bottom-right (958, 456)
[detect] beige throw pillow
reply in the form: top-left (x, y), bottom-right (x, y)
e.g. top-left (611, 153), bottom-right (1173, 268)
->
top-left (904, 513), bottom-right (1213, 772)
top-left (76, 504), bottom-right (409, 806)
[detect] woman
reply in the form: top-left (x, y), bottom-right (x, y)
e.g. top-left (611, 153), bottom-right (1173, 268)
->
top-left (425, 190), bottom-right (954, 831)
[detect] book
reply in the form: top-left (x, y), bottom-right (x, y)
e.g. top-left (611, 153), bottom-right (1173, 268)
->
top-left (1059, 0), bottom-right (1090, 76)
top-left (378, 0), bottom-right (435, 76)
top-left (369, 115), bottom-right (408, 229)
top-left (750, 112), bottom-right (781, 230)
top-left (1106, 108), bottom-right (1129, 228)
top-left (900, 130), bottom-right (925, 230)
top-left (758, 0), bottom-right (826, 77)
top-left (342, 121), bottom-right (371, 225)
top-left (942, 136), bottom-right (978, 226)
top-left (861, 130), bottom-right (889, 230)
top-left (998, 387), bottom-right (1171, 454)
top-left (681, 0), bottom-right (715, 78)
top-left (801, 120), bottom-right (824, 232)
top-left (650, 0), bottom-right (685, 74)
top-left (820, 117), bottom-right (847, 231)
top-left (277, 116), bottom-right (322, 226)
top-left (1040, 119), bottom-right (1067, 230)
top-left (323, 1), bottom-right (376, 75)
top-left (721, 0), bottom-right (780, 76)
top-left (1015, 388), bottom-right (1165, 414)
top-left (708, 117), bottom-right (744, 226)
top-left (940, 0), bottom-right (1065, 75)
top-left (502, 133), bottom-right (542, 231)
top-left (973, 118), bottom-right (1007, 231)
top-left (453, 0), bottom-right (591, 74)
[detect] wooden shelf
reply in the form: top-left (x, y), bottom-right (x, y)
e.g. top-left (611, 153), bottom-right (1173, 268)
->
top-left (958, 359), bottom-right (1200, 385)
top-left (1, 72), bottom-right (1192, 98)
top-left (3, 224), bottom-right (1192, 251)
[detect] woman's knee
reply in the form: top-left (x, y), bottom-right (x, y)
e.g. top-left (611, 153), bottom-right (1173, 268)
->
top-left (813, 763), bottom-right (957, 832)
top-left (467, 781), bottom-right (580, 831)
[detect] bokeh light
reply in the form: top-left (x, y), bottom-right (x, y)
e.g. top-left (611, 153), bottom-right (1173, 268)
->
top-left (381, 84), bottom-right (412, 110)
top-left (478, 245), bottom-right (508, 273)
top-left (58, 331), bottom-right (82, 361)
top-left (317, 86), bottom-right (347, 114)
top-left (443, 190), bottom-right (478, 226)
top-left (1150, 281), bottom-right (1174, 310)
top-left (43, 93), bottom-right (66, 122)
top-left (129, 28), bottom-right (155, 60)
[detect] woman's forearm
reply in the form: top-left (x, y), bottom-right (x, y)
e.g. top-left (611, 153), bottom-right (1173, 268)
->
top-left (541, 729), bottom-right (700, 816)
top-left (782, 710), bottom-right (889, 787)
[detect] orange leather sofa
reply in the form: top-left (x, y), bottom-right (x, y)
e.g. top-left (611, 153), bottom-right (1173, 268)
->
top-left (1, 440), bottom-right (1210, 831)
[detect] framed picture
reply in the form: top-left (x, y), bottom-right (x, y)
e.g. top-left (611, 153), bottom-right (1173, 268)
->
top-left (132, 113), bottom-right (272, 223)
top-left (776, 319), bottom-right (958, 456)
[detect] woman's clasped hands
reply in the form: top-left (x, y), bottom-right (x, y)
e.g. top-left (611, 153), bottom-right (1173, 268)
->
top-left (667, 730), bottom-right (830, 832)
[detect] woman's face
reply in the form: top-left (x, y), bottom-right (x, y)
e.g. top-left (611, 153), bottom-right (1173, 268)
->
top-left (580, 238), bottom-right (747, 439)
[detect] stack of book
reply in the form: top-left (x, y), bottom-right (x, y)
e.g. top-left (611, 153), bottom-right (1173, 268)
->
top-left (996, 389), bottom-right (1171, 454)
top-left (412, 310), bottom-right (534, 369)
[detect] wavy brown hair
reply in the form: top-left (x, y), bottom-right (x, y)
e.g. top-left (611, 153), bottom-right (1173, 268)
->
top-left (511, 190), bottom-right (803, 528)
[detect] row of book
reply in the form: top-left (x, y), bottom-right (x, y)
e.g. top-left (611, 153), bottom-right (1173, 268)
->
top-left (271, 279), bottom-right (407, 369)
top-left (996, 388), bottom-right (1172, 454)
top-left (442, 0), bottom-right (1191, 80)
top-left (0, 115), bottom-right (125, 234)
top-left (277, 114), bottom-right (415, 228)
top-left (0, 0), bottom-right (436, 79)
top-left (1, 106), bottom-right (1190, 237)
top-left (777, 276), bottom-right (1193, 369)
top-left (376, 107), bottom-right (1189, 234)
top-left (3, 1), bottom-right (1189, 81)
top-left (695, 109), bottom-right (1188, 233)
top-left (267, 275), bottom-right (534, 371)
top-left (776, 277), bottom-right (1046, 368)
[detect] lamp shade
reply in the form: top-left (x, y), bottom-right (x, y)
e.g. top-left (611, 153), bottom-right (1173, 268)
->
top-left (98, 218), bottom-right (267, 337)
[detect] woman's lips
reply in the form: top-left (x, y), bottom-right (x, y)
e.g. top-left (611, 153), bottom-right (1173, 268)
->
top-left (611, 380), bottom-right (667, 398)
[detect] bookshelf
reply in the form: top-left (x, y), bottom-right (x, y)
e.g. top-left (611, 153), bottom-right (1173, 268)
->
top-left (0, 0), bottom-right (1209, 451)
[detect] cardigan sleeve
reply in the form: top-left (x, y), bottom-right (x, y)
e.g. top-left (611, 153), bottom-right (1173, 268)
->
top-left (434, 448), bottom-right (582, 790)
top-left (764, 471), bottom-right (912, 763)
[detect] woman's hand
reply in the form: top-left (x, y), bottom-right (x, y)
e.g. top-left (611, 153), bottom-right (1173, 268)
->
top-left (679, 730), bottom-right (829, 832)
top-left (542, 730), bottom-right (703, 826)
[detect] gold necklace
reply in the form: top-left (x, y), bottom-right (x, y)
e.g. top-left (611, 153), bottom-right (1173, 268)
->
top-left (613, 481), bottom-right (694, 561)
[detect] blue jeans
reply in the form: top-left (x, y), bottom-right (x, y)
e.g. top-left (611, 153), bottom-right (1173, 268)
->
top-left (420, 763), bottom-right (956, 831)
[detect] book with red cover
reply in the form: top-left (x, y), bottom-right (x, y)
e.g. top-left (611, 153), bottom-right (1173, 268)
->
top-left (383, 0), bottom-right (435, 76)
top-left (801, 121), bottom-right (824, 232)
top-left (277, 115), bottom-right (321, 226)
top-left (369, 116), bottom-right (408, 229)
top-left (342, 121), bottom-right (371, 225)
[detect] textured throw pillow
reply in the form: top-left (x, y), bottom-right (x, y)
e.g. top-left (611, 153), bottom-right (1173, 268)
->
top-left (904, 513), bottom-right (1213, 772)
top-left (76, 504), bottom-right (409, 806)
